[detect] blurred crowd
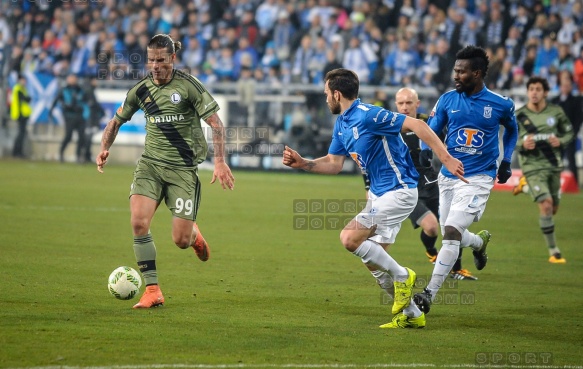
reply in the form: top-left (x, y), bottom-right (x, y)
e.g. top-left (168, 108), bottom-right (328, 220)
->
top-left (2, 0), bottom-right (583, 94)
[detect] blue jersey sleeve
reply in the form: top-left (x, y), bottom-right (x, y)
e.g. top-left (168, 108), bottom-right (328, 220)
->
top-left (500, 101), bottom-right (518, 162)
top-left (328, 122), bottom-right (348, 156)
top-left (366, 107), bottom-right (406, 136)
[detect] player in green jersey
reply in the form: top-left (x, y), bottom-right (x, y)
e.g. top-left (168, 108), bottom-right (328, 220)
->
top-left (514, 76), bottom-right (573, 264)
top-left (96, 34), bottom-right (235, 308)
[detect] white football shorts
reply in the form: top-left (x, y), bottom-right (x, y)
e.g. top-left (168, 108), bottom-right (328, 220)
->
top-left (356, 188), bottom-right (418, 244)
top-left (438, 173), bottom-right (494, 233)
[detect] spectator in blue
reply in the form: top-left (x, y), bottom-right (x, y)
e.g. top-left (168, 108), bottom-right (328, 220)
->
top-left (343, 36), bottom-right (370, 84)
top-left (481, 5), bottom-right (505, 49)
top-left (70, 37), bottom-right (91, 76)
top-left (198, 62), bottom-right (218, 84)
top-left (383, 37), bottom-right (420, 86)
top-left (534, 35), bottom-right (559, 78)
top-left (214, 46), bottom-right (235, 81)
top-left (255, 0), bottom-right (279, 39)
top-left (272, 10), bottom-right (297, 61)
top-left (308, 36), bottom-right (328, 84)
top-left (149, 7), bottom-right (171, 35)
top-left (205, 37), bottom-right (222, 64)
top-left (260, 41), bottom-right (280, 74)
top-left (182, 36), bottom-right (205, 71)
top-left (232, 36), bottom-right (258, 80)
top-left (291, 34), bottom-right (315, 83)
top-left (552, 43), bottom-right (575, 76)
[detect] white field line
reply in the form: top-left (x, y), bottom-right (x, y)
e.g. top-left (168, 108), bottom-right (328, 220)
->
top-left (6, 364), bottom-right (583, 369)
top-left (0, 205), bottom-right (128, 213)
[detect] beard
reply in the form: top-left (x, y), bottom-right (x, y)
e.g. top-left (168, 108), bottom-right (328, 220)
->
top-left (455, 82), bottom-right (474, 94)
top-left (328, 98), bottom-right (341, 114)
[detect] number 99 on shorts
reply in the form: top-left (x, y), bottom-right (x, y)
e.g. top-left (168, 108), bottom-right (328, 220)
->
top-left (174, 198), bottom-right (194, 216)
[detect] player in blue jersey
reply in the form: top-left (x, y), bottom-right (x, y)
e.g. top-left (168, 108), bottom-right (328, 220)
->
top-left (413, 45), bottom-right (518, 315)
top-left (282, 68), bottom-right (466, 329)
top-left (394, 87), bottom-right (478, 280)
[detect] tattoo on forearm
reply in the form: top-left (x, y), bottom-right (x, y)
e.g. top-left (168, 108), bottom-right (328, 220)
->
top-left (304, 160), bottom-right (316, 172)
top-left (101, 118), bottom-right (120, 150)
top-left (206, 114), bottom-right (226, 162)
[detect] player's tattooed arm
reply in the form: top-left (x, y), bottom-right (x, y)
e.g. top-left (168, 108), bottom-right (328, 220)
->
top-left (205, 113), bottom-right (227, 164)
top-left (304, 160), bottom-right (317, 171)
top-left (101, 117), bottom-right (122, 151)
top-left (96, 117), bottom-right (123, 173)
top-left (205, 112), bottom-right (235, 190)
top-left (283, 146), bottom-right (344, 174)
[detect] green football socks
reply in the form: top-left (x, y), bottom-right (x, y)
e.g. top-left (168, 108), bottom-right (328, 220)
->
top-left (133, 233), bottom-right (158, 285)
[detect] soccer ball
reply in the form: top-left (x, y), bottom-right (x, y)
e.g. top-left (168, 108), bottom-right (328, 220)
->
top-left (108, 266), bottom-right (142, 300)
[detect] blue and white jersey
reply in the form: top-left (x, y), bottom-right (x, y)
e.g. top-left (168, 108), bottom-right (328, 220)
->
top-left (328, 99), bottom-right (419, 196)
top-left (425, 86), bottom-right (518, 179)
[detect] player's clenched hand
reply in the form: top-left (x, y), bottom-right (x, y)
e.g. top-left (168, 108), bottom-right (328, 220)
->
top-left (523, 135), bottom-right (536, 150)
top-left (96, 150), bottom-right (109, 173)
top-left (211, 161), bottom-right (235, 190)
top-left (548, 134), bottom-right (560, 148)
top-left (282, 145), bottom-right (305, 169)
top-left (443, 156), bottom-right (468, 183)
top-left (497, 160), bottom-right (512, 184)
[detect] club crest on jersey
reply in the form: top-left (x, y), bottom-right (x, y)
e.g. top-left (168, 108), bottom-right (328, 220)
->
top-left (546, 117), bottom-right (556, 127)
top-left (483, 106), bottom-right (492, 118)
top-left (170, 92), bottom-right (181, 104)
top-left (353, 127), bottom-right (359, 140)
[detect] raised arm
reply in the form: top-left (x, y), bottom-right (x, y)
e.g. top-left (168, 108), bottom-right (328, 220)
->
top-left (204, 112), bottom-right (235, 190)
top-left (283, 146), bottom-right (345, 174)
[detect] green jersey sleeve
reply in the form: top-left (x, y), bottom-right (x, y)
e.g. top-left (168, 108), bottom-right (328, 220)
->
top-left (185, 75), bottom-right (220, 120)
top-left (115, 83), bottom-right (142, 123)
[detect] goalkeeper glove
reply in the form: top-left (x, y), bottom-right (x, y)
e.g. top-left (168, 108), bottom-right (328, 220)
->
top-left (497, 160), bottom-right (512, 184)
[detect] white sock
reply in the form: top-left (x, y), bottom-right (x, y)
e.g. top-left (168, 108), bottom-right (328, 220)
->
top-left (460, 229), bottom-right (482, 251)
top-left (427, 240), bottom-right (460, 299)
top-left (403, 299), bottom-right (422, 318)
top-left (353, 240), bottom-right (408, 282)
top-left (370, 269), bottom-right (394, 297)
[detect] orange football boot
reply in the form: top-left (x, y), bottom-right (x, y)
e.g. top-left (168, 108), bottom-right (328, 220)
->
top-left (192, 223), bottom-right (210, 262)
top-left (133, 285), bottom-right (164, 309)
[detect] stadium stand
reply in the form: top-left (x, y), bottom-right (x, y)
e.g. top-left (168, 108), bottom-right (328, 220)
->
top-left (0, 0), bottom-right (581, 182)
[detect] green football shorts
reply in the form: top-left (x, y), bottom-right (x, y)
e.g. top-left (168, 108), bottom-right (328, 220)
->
top-left (130, 159), bottom-right (201, 221)
top-left (524, 169), bottom-right (561, 206)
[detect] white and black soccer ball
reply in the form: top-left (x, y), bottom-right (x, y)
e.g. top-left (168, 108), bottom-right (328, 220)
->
top-left (108, 266), bottom-right (142, 300)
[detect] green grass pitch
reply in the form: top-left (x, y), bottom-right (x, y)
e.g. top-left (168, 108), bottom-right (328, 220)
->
top-left (0, 160), bottom-right (582, 368)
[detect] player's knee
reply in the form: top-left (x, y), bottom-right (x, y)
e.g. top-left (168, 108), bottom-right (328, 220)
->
top-left (339, 230), bottom-right (360, 252)
top-left (130, 218), bottom-right (150, 235)
top-left (539, 198), bottom-right (554, 216)
top-left (172, 233), bottom-right (191, 249)
top-left (423, 223), bottom-right (440, 237)
top-left (443, 225), bottom-right (462, 241)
